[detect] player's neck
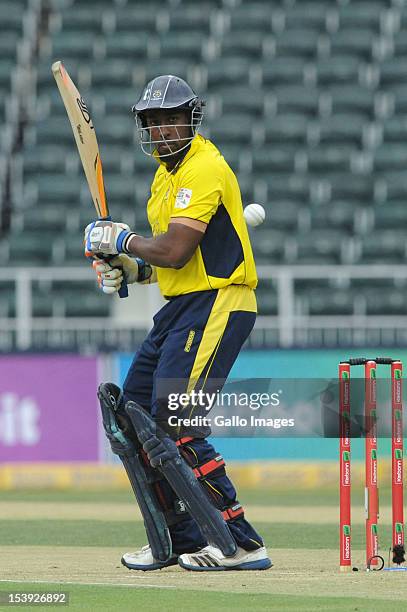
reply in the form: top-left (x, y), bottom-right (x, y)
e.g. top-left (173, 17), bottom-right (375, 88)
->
top-left (164, 145), bottom-right (191, 172)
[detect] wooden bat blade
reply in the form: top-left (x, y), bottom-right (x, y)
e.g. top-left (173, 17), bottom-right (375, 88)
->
top-left (52, 60), bottom-right (109, 219)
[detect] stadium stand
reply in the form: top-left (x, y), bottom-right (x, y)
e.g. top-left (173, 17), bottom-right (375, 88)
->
top-left (1, 0), bottom-right (407, 350)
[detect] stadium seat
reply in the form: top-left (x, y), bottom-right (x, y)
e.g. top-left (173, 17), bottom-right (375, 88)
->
top-left (103, 175), bottom-right (137, 207)
top-left (329, 29), bottom-right (375, 61)
top-left (328, 85), bottom-right (375, 118)
top-left (57, 7), bottom-right (105, 32)
top-left (166, 7), bottom-right (212, 33)
top-left (90, 61), bottom-right (136, 88)
top-left (206, 58), bottom-right (252, 87)
top-left (364, 291), bottom-right (407, 316)
top-left (315, 56), bottom-right (360, 85)
top-left (382, 115), bottom-right (407, 143)
top-left (379, 58), bottom-right (407, 86)
top-left (158, 33), bottom-right (207, 62)
top-left (255, 281), bottom-right (278, 316)
top-left (264, 113), bottom-right (309, 145)
top-left (7, 232), bottom-right (55, 266)
top-left (274, 85), bottom-right (320, 116)
top-left (263, 199), bottom-right (303, 231)
top-left (105, 32), bottom-right (151, 59)
top-left (216, 85), bottom-right (265, 117)
top-left (26, 173), bottom-right (82, 205)
top-left (317, 113), bottom-right (366, 146)
top-left (373, 145), bottom-right (407, 171)
top-left (274, 29), bottom-right (320, 59)
top-left (327, 173), bottom-right (373, 202)
top-left (0, 5), bottom-right (24, 34)
top-left (220, 33), bottom-right (267, 60)
top-left (262, 58), bottom-right (305, 86)
top-left (0, 35), bottom-right (19, 61)
top-left (305, 289), bottom-right (355, 316)
top-left (207, 113), bottom-right (255, 145)
top-left (113, 7), bottom-right (159, 33)
top-left (283, 3), bottom-right (328, 32)
top-left (306, 146), bottom-right (353, 173)
top-left (19, 146), bottom-right (70, 176)
top-left (358, 230), bottom-right (406, 263)
top-left (46, 32), bottom-right (98, 59)
top-left (94, 116), bottom-right (136, 146)
top-left (381, 171), bottom-right (407, 202)
top-left (252, 228), bottom-right (286, 263)
top-left (373, 201), bottom-right (407, 229)
top-left (262, 174), bottom-right (310, 201)
top-left (310, 200), bottom-right (356, 233)
top-left (252, 146), bottom-right (297, 173)
top-left (293, 230), bottom-right (346, 265)
top-left (229, 3), bottom-right (273, 32)
top-left (337, 2), bottom-right (384, 31)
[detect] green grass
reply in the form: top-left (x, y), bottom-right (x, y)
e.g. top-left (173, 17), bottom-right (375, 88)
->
top-left (1, 486), bottom-right (384, 506)
top-left (0, 583), bottom-right (405, 612)
top-left (0, 519), bottom-right (393, 551)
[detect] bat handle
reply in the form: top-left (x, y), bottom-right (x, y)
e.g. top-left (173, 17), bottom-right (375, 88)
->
top-left (118, 277), bottom-right (128, 298)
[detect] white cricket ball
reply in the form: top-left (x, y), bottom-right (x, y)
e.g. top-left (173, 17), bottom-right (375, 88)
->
top-left (244, 203), bottom-right (266, 227)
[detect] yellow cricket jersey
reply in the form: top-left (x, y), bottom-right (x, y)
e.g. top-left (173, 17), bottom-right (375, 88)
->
top-left (147, 135), bottom-right (258, 300)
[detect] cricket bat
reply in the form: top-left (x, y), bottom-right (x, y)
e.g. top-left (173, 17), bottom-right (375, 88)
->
top-left (51, 60), bottom-right (128, 297)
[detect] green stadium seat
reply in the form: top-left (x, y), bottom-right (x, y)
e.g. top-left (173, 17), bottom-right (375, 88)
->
top-left (264, 199), bottom-right (302, 231)
top-left (7, 232), bottom-right (55, 266)
top-left (327, 173), bottom-right (373, 202)
top-left (274, 29), bottom-right (320, 58)
top-left (65, 292), bottom-right (110, 317)
top-left (306, 146), bottom-right (353, 173)
top-left (389, 85), bottom-right (407, 114)
top-left (58, 7), bottom-right (105, 32)
top-left (104, 175), bottom-right (137, 207)
top-left (28, 173), bottom-right (82, 205)
top-left (373, 145), bottom-right (407, 171)
top-left (105, 32), bottom-right (150, 59)
top-left (0, 35), bottom-right (19, 61)
top-left (252, 147), bottom-right (297, 173)
top-left (114, 8), bottom-right (159, 33)
top-left (216, 85), bottom-right (265, 116)
top-left (274, 85), bottom-right (320, 116)
top-left (358, 230), bottom-right (406, 263)
top-left (330, 29), bottom-right (375, 61)
top-left (255, 281), bottom-right (278, 316)
top-left (337, 2), bottom-right (383, 31)
top-left (382, 115), bottom-right (407, 143)
top-left (306, 289), bottom-right (355, 316)
top-left (34, 117), bottom-right (78, 146)
top-left (229, 4), bottom-right (273, 33)
top-left (143, 59), bottom-right (192, 84)
top-left (90, 61), bottom-right (135, 88)
top-left (262, 58), bottom-right (305, 86)
top-left (0, 6), bottom-right (24, 34)
top-left (379, 58), bottom-right (407, 86)
top-left (19, 205), bottom-right (72, 232)
top-left (364, 291), bottom-right (407, 316)
top-left (207, 113), bottom-right (254, 144)
top-left (381, 171), bottom-right (407, 202)
top-left (220, 33), bottom-right (266, 60)
top-left (0, 60), bottom-right (15, 91)
top-left (318, 113), bottom-right (366, 146)
top-left (315, 56), bottom-right (360, 85)
top-left (206, 58), bottom-right (251, 87)
top-left (20, 146), bottom-right (70, 175)
top-left (167, 7), bottom-right (212, 33)
top-left (48, 32), bottom-right (97, 59)
top-left (283, 3), bottom-right (328, 31)
top-left (293, 230), bottom-right (346, 265)
top-left (95, 116), bottom-right (136, 146)
top-left (328, 85), bottom-right (375, 118)
top-left (264, 113), bottom-right (308, 145)
top-left (262, 174), bottom-right (310, 201)
top-left (374, 201), bottom-right (407, 229)
top-left (159, 33), bottom-right (207, 62)
top-left (310, 200), bottom-right (356, 233)
top-left (252, 228), bottom-right (286, 264)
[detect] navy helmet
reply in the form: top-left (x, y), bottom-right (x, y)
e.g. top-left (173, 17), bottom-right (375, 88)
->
top-left (132, 75), bottom-right (205, 157)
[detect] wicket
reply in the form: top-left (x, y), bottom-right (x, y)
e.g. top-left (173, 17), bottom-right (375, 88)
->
top-left (339, 357), bottom-right (405, 572)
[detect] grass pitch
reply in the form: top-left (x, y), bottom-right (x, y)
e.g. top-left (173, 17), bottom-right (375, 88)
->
top-left (0, 488), bottom-right (406, 611)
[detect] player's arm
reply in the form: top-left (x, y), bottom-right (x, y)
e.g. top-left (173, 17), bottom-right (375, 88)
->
top-left (86, 218), bottom-right (207, 269)
top-left (126, 219), bottom-right (206, 269)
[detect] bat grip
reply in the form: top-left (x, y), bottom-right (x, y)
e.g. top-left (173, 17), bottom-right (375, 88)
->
top-left (99, 216), bottom-right (128, 299)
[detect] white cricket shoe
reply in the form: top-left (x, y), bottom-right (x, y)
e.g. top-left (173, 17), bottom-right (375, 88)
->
top-left (121, 545), bottom-right (178, 571)
top-left (178, 545), bottom-right (272, 571)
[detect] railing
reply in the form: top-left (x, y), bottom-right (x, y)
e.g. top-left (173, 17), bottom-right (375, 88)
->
top-left (1, 265), bottom-right (407, 351)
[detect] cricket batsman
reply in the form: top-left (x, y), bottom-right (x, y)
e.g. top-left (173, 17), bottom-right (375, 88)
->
top-left (85, 75), bottom-right (272, 572)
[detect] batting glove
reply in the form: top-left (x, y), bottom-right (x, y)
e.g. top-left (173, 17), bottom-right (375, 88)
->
top-left (93, 255), bottom-right (156, 295)
top-left (84, 220), bottom-right (136, 257)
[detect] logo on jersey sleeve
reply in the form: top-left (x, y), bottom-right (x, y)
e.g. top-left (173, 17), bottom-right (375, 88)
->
top-left (174, 188), bottom-right (192, 209)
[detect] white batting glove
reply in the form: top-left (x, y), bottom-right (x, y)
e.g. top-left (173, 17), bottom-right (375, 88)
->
top-left (84, 220), bottom-right (136, 257)
top-left (93, 255), bottom-right (156, 295)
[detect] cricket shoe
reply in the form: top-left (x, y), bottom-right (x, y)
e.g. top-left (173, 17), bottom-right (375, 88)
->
top-left (121, 545), bottom-right (178, 571)
top-left (178, 545), bottom-right (272, 571)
